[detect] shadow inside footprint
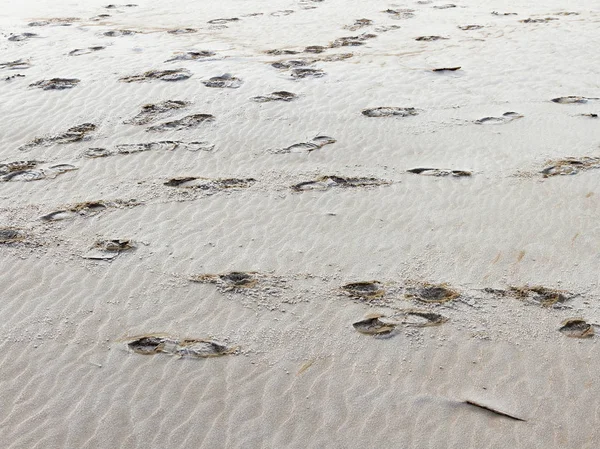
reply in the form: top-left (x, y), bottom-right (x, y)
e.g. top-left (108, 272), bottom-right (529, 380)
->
top-left (19, 123), bottom-right (96, 150)
top-left (540, 157), bottom-right (600, 177)
top-left (274, 135), bottom-right (335, 154)
top-left (292, 175), bottom-right (389, 191)
top-left (251, 91), bottom-right (297, 102)
top-left (164, 177), bottom-right (255, 190)
top-left (475, 112), bottom-right (523, 124)
top-left (353, 314), bottom-right (397, 335)
top-left (0, 228), bottom-right (25, 243)
top-left (551, 96), bottom-right (597, 104)
top-left (146, 114), bottom-right (215, 132)
top-left (165, 50), bottom-right (215, 62)
top-left (125, 100), bottom-right (191, 125)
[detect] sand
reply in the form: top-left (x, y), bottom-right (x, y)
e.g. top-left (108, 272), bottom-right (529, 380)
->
top-left (1, 0), bottom-right (600, 447)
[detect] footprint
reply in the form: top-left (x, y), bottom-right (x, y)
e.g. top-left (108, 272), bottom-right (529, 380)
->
top-left (251, 91), bottom-right (297, 102)
top-left (202, 74), bottom-right (242, 88)
top-left (127, 335), bottom-right (236, 358)
top-left (292, 176), bottom-right (389, 191)
top-left (432, 66), bottom-right (461, 72)
top-left (146, 114), bottom-right (215, 132)
top-left (290, 68), bottom-right (325, 79)
top-left (0, 160), bottom-right (39, 175)
top-left (0, 59), bottom-right (32, 69)
top-left (399, 310), bottom-right (448, 326)
top-left (8, 33), bottom-right (39, 42)
top-left (0, 163), bottom-right (77, 182)
top-left (415, 35), bottom-right (448, 41)
top-left (84, 239), bottom-right (135, 260)
top-left (124, 100), bottom-right (191, 125)
top-left (112, 141), bottom-right (212, 155)
top-left (344, 18), bottom-right (373, 31)
top-left (167, 28), bottom-right (197, 34)
top-left (458, 25), bottom-right (483, 30)
top-left (382, 9), bottom-right (415, 19)
top-left (353, 314), bottom-right (397, 335)
top-left (90, 14), bottom-right (111, 21)
top-left (433, 4), bottom-right (456, 9)
top-left (374, 25), bottom-right (401, 32)
top-left (273, 135), bottom-right (336, 154)
top-left (165, 50), bottom-right (215, 62)
top-left (406, 283), bottom-right (459, 303)
top-left (304, 45), bottom-right (327, 53)
top-left (28, 17), bottom-right (79, 26)
top-left (120, 68), bottom-right (192, 82)
top-left (29, 78), bottom-right (80, 90)
top-left (407, 168), bottom-right (471, 177)
top-left (103, 29), bottom-right (138, 37)
top-left (207, 18), bottom-right (239, 24)
top-left (68, 46), bottom-right (105, 56)
top-left (330, 33), bottom-right (377, 47)
top-left (520, 17), bottom-right (558, 23)
top-left (491, 11), bottom-right (517, 16)
top-left (19, 123), bottom-right (96, 150)
top-left (265, 49), bottom-right (300, 55)
top-left (488, 286), bottom-right (572, 307)
top-left (190, 271), bottom-right (258, 289)
top-left (272, 59), bottom-right (314, 70)
top-left (271, 10), bottom-right (294, 16)
top-left (580, 113), bottom-right (598, 118)
top-left (0, 228), bottom-right (25, 244)
top-left (559, 319), bottom-right (594, 338)
top-left (362, 107), bottom-right (419, 117)
top-left (164, 177), bottom-right (256, 190)
top-left (41, 199), bottom-right (134, 221)
top-left (551, 96), bottom-right (598, 104)
top-left (540, 157), bottom-right (600, 177)
top-left (474, 112), bottom-right (523, 124)
top-left (104, 4), bottom-right (138, 9)
top-left (342, 281), bottom-right (385, 298)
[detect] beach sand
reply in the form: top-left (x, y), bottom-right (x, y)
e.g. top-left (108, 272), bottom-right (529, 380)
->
top-left (1, 0), bottom-right (600, 447)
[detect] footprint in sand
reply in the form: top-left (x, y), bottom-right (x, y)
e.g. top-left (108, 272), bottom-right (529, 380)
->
top-left (207, 17), bottom-right (239, 25)
top-left (8, 33), bottom-right (40, 42)
top-left (164, 177), bottom-right (256, 190)
top-left (265, 49), bottom-right (300, 55)
top-left (398, 310), bottom-right (448, 326)
top-left (520, 17), bottom-right (558, 23)
top-left (251, 91), bottom-right (297, 102)
top-left (342, 281), bottom-right (385, 299)
top-left (83, 141), bottom-right (213, 157)
top-left (382, 9), bottom-right (415, 20)
top-left (83, 239), bottom-right (135, 260)
top-left (292, 176), bottom-right (390, 191)
top-left (167, 28), bottom-right (197, 34)
top-left (126, 335), bottom-right (236, 358)
top-left (272, 59), bottom-right (314, 70)
top-left (0, 163), bottom-right (77, 182)
top-left (0, 59), bottom-right (31, 69)
top-left (69, 46), bottom-right (105, 56)
top-left (304, 45), bottom-right (327, 54)
top-left (485, 286), bottom-right (573, 307)
top-left (29, 78), bottom-right (80, 90)
top-left (415, 35), bottom-right (448, 41)
top-left (202, 74), bottom-right (242, 88)
top-left (551, 96), bottom-right (598, 104)
top-left (120, 68), bottom-right (192, 82)
top-left (405, 283), bottom-right (460, 303)
top-left (28, 17), bottom-right (78, 26)
top-left (344, 18), bottom-right (373, 31)
top-left (540, 157), bottom-right (600, 177)
top-left (407, 168), bottom-right (472, 177)
top-left (4, 74), bottom-right (26, 81)
top-left (0, 228), bottom-right (26, 244)
top-left (190, 271), bottom-right (259, 290)
top-left (19, 123), bottom-right (96, 150)
top-left (165, 50), bottom-right (215, 62)
top-left (41, 199), bottom-right (137, 221)
top-left (290, 68), bottom-right (325, 79)
top-left (272, 136), bottom-right (335, 154)
top-left (474, 112), bottom-right (523, 124)
top-left (353, 314), bottom-right (397, 335)
top-left (330, 33), bottom-right (377, 47)
top-left (362, 107), bottom-right (419, 117)
top-left (432, 66), bottom-right (461, 72)
top-left (559, 319), bottom-right (594, 338)
top-left (434, 4), bottom-right (456, 9)
top-left (458, 25), bottom-right (483, 30)
top-left (103, 29), bottom-right (138, 37)
top-left (124, 100), bottom-right (191, 125)
top-left (146, 114), bottom-right (215, 132)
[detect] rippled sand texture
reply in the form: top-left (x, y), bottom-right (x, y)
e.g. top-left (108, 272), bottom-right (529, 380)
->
top-left (1, 0), bottom-right (600, 447)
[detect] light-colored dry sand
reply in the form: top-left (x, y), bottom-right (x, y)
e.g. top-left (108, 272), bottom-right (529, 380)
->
top-left (1, 0), bottom-right (600, 447)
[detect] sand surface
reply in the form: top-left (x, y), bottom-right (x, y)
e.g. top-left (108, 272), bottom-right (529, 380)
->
top-left (1, 0), bottom-right (600, 447)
